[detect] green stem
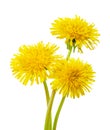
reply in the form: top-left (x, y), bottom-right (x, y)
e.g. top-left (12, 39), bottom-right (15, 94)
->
top-left (44, 90), bottom-right (56, 130)
top-left (43, 80), bottom-right (50, 105)
top-left (53, 96), bottom-right (66, 130)
top-left (43, 80), bottom-right (52, 130)
top-left (53, 47), bottom-right (72, 130)
top-left (66, 47), bottom-right (72, 60)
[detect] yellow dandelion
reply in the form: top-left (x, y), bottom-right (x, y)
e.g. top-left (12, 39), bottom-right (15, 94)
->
top-left (10, 41), bottom-right (61, 85)
top-left (50, 15), bottom-right (100, 52)
top-left (51, 58), bottom-right (95, 98)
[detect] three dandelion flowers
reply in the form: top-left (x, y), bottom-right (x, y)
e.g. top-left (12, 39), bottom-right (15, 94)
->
top-left (10, 16), bottom-right (100, 130)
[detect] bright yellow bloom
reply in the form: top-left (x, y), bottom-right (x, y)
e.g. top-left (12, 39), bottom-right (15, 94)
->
top-left (50, 16), bottom-right (100, 52)
top-left (51, 58), bottom-right (95, 98)
top-left (10, 41), bottom-right (61, 85)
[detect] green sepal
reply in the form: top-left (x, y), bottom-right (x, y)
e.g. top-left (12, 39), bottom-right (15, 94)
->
top-left (65, 39), bottom-right (72, 51)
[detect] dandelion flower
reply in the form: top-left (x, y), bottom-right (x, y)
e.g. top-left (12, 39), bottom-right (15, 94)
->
top-left (51, 58), bottom-right (95, 98)
top-left (10, 41), bottom-right (61, 85)
top-left (50, 16), bottom-right (100, 52)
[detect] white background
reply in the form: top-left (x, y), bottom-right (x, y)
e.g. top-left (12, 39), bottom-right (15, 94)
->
top-left (0, 0), bottom-right (110, 130)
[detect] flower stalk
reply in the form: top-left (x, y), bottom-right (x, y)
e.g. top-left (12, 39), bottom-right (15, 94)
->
top-left (52, 46), bottom-right (72, 130)
top-left (66, 46), bottom-right (72, 60)
top-left (43, 80), bottom-right (52, 130)
top-left (43, 80), bottom-right (50, 105)
top-left (44, 90), bottom-right (56, 130)
top-left (53, 96), bottom-right (66, 130)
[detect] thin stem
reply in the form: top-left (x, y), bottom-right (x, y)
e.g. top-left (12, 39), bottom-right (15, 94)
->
top-left (43, 80), bottom-right (52, 130)
top-left (53, 48), bottom-right (72, 130)
top-left (66, 47), bottom-right (72, 60)
top-left (44, 90), bottom-right (56, 130)
top-left (43, 80), bottom-right (50, 105)
top-left (53, 96), bottom-right (66, 130)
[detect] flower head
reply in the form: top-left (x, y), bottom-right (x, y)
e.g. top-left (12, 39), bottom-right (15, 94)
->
top-left (51, 58), bottom-right (95, 98)
top-left (10, 41), bottom-right (61, 85)
top-left (50, 16), bottom-right (100, 52)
